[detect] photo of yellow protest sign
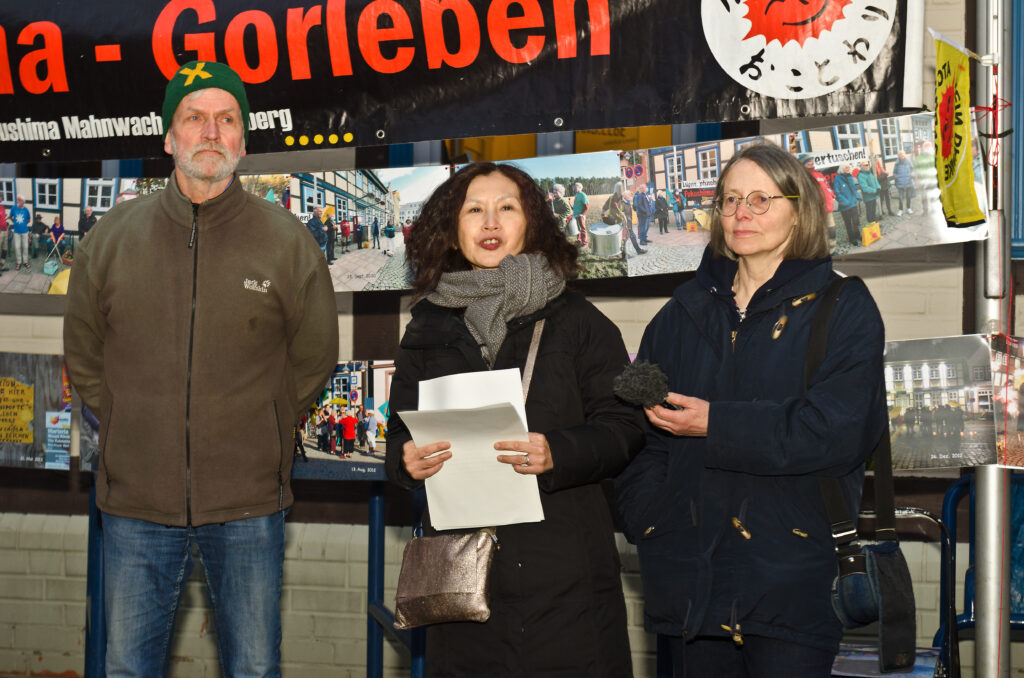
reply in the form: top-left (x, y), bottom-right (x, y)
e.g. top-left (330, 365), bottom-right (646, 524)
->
top-left (0, 377), bottom-right (34, 444)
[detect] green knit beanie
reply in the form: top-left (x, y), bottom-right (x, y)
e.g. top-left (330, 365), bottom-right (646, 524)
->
top-left (162, 60), bottom-right (250, 142)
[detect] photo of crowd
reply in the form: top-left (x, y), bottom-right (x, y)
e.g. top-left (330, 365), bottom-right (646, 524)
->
top-left (884, 335), bottom-right (999, 471)
top-left (624, 113), bottom-right (989, 278)
top-left (290, 360), bottom-right (393, 481)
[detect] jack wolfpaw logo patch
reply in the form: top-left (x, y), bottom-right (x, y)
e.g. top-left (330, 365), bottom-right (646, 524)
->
top-left (703, 0), bottom-right (897, 100)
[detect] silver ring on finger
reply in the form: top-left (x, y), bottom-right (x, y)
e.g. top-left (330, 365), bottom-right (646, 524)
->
top-left (520, 458), bottom-right (530, 468)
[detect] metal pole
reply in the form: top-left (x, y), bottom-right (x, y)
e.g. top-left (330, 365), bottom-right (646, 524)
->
top-left (974, 466), bottom-right (1011, 676)
top-left (367, 481), bottom-right (385, 678)
top-left (84, 481), bottom-right (105, 678)
top-left (973, 0), bottom-right (1012, 676)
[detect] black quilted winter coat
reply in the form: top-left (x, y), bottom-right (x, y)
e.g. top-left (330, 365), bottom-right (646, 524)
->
top-left (386, 291), bottom-right (646, 677)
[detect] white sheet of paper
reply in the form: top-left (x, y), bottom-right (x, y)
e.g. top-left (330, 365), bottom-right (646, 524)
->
top-left (418, 368), bottom-right (528, 427)
top-left (399, 369), bottom-right (544, 530)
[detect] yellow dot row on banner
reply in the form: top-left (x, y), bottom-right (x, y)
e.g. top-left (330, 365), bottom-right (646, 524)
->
top-left (284, 132), bottom-right (355, 147)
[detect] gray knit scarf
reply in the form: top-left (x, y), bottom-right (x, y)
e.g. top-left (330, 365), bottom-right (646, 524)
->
top-left (426, 253), bottom-right (565, 366)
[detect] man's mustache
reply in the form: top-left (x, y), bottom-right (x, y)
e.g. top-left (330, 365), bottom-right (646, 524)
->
top-left (191, 143), bottom-right (228, 159)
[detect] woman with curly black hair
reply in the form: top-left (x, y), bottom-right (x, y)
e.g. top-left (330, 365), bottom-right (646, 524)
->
top-left (387, 162), bottom-right (645, 677)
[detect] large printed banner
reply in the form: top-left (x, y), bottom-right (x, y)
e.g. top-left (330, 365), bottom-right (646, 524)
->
top-left (0, 0), bottom-right (922, 163)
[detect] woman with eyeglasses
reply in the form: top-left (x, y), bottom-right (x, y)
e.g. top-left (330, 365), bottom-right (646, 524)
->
top-left (615, 143), bottom-right (886, 677)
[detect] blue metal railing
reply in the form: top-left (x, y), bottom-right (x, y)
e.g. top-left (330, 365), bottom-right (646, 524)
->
top-left (366, 481), bottom-right (426, 677)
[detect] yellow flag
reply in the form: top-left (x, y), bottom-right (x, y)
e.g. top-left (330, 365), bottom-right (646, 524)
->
top-left (934, 35), bottom-right (985, 226)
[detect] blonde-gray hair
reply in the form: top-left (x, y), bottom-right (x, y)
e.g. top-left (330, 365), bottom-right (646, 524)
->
top-left (709, 143), bottom-right (829, 261)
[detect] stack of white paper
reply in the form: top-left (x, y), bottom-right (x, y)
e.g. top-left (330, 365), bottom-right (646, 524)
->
top-left (398, 368), bottom-right (545, 530)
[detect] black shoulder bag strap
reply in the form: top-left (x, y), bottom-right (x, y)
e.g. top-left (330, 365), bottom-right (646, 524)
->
top-left (804, 276), bottom-right (897, 581)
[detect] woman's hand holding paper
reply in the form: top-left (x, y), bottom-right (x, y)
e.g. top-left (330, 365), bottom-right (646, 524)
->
top-left (402, 439), bottom-right (452, 480)
top-left (495, 432), bottom-right (553, 475)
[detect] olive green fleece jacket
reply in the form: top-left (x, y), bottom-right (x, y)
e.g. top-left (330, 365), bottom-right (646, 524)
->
top-left (64, 174), bottom-right (339, 526)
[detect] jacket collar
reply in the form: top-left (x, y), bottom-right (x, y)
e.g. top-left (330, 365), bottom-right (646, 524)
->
top-left (159, 172), bottom-right (248, 233)
top-left (688, 245), bottom-right (832, 314)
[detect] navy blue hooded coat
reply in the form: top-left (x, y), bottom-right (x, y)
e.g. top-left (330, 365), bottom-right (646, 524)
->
top-left (615, 247), bottom-right (886, 652)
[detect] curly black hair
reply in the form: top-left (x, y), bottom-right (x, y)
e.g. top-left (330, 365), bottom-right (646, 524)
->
top-left (406, 162), bottom-right (579, 293)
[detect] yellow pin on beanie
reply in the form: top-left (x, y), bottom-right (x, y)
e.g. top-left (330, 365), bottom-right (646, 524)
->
top-left (162, 60), bottom-right (251, 142)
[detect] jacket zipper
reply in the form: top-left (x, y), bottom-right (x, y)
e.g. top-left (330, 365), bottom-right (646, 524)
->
top-left (273, 400), bottom-right (284, 510)
top-left (185, 204), bottom-right (200, 524)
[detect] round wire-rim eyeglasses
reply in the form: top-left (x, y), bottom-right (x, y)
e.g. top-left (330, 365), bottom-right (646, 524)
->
top-left (714, 191), bottom-right (799, 217)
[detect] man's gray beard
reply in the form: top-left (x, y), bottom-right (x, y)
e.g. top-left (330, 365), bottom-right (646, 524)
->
top-left (170, 135), bottom-right (242, 183)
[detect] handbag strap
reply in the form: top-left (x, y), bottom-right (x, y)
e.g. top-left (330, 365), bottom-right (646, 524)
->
top-left (803, 276), bottom-right (897, 558)
top-left (521, 319), bottom-right (545, 401)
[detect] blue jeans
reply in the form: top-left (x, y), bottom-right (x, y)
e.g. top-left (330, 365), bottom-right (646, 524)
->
top-left (898, 187), bottom-right (914, 211)
top-left (102, 511), bottom-right (286, 678)
top-left (624, 223), bottom-right (644, 254)
top-left (638, 215), bottom-right (651, 243)
top-left (669, 635), bottom-right (835, 678)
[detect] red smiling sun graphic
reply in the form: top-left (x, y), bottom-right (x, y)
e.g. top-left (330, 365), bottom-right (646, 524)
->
top-left (939, 84), bottom-right (956, 159)
top-left (743, 0), bottom-right (854, 47)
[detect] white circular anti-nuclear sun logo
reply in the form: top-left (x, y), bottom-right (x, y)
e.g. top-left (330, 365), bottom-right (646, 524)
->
top-left (702, 0), bottom-right (897, 100)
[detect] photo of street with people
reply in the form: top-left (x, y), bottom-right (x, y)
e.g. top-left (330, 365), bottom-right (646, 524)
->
top-left (377, 152), bottom-right (627, 286)
top-left (621, 113), bottom-right (989, 279)
top-left (290, 360), bottom-right (392, 481)
top-left (989, 334), bottom-right (1024, 467)
top-left (0, 114), bottom-right (988, 299)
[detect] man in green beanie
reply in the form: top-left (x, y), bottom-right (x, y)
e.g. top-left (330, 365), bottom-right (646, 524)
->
top-left (64, 61), bottom-right (339, 677)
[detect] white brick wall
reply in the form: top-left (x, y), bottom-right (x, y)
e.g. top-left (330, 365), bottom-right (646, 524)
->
top-left (0, 513), bottom-right (983, 678)
top-left (0, 514), bottom-right (88, 676)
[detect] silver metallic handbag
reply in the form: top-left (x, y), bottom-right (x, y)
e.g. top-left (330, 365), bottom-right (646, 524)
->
top-left (393, 526), bottom-right (499, 629)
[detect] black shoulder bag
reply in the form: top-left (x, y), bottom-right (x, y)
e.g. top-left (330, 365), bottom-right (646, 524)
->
top-left (806, 276), bottom-right (916, 673)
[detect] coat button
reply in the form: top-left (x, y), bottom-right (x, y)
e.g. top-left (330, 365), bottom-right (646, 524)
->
top-left (791, 292), bottom-right (817, 307)
top-left (731, 517), bottom-right (751, 539)
top-left (643, 525), bottom-right (655, 537)
top-left (721, 623), bottom-right (744, 646)
top-left (771, 315), bottom-right (788, 340)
